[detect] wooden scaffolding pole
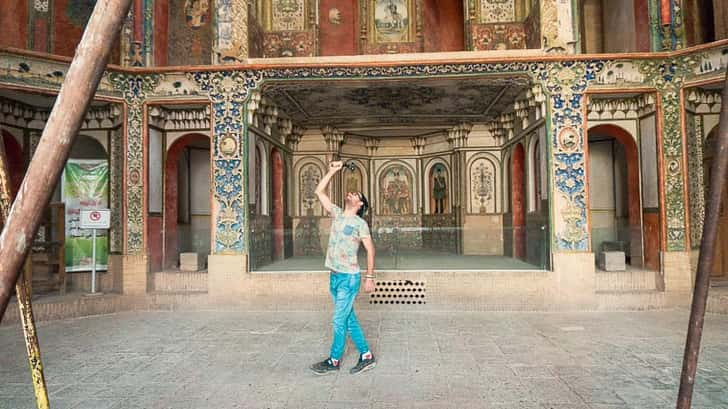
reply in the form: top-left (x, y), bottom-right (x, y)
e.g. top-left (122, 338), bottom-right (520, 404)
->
top-left (0, 0), bottom-right (133, 321)
top-left (676, 70), bottom-right (728, 408)
top-left (0, 134), bottom-right (49, 409)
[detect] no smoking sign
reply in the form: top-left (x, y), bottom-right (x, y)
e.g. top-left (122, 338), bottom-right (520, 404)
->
top-left (80, 209), bottom-right (111, 229)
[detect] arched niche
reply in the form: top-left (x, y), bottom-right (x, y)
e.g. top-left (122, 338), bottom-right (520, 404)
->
top-left (466, 153), bottom-right (499, 214)
top-left (423, 158), bottom-right (451, 215)
top-left (295, 157), bottom-right (326, 217)
top-left (340, 158), bottom-right (368, 200)
top-left (376, 161), bottom-right (416, 215)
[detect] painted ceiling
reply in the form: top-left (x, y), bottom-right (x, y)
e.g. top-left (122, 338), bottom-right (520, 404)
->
top-left (263, 76), bottom-right (531, 130)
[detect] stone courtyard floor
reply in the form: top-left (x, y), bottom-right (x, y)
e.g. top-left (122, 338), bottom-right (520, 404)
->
top-left (1, 310), bottom-right (728, 409)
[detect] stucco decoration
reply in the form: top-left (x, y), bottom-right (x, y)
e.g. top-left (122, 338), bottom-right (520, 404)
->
top-left (636, 56), bottom-right (699, 250)
top-left (693, 47), bottom-right (728, 77)
top-left (686, 113), bottom-right (704, 249)
top-left (272, 0), bottom-right (306, 31)
top-left (479, 0), bottom-right (515, 23)
top-left (109, 73), bottom-right (161, 253)
top-left (109, 127), bottom-right (123, 253)
top-left (594, 62), bottom-right (646, 86)
top-left (469, 157), bottom-right (496, 213)
top-left (536, 60), bottom-right (605, 251)
top-left (191, 70), bottom-right (263, 253)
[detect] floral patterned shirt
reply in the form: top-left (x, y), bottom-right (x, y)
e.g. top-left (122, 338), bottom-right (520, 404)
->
top-left (325, 205), bottom-right (371, 274)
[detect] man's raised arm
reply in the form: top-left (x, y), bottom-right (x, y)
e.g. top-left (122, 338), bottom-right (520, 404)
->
top-left (315, 161), bottom-right (342, 214)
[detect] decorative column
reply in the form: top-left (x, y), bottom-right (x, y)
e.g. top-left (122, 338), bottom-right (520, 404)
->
top-left (110, 73), bottom-right (159, 294)
top-left (537, 61), bottom-right (603, 307)
top-left (447, 122), bottom-right (472, 255)
top-left (215, 0), bottom-right (249, 63)
top-left (191, 71), bottom-right (262, 294)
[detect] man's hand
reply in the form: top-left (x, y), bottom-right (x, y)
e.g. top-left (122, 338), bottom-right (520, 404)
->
top-left (363, 277), bottom-right (375, 293)
top-left (329, 161), bottom-right (343, 173)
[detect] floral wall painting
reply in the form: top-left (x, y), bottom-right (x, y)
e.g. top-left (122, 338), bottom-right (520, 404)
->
top-left (379, 164), bottom-right (414, 215)
top-left (272, 0), bottom-right (305, 31)
top-left (430, 163), bottom-right (448, 214)
top-left (371, 0), bottom-right (413, 43)
top-left (470, 157), bottom-right (496, 213)
top-left (300, 163), bottom-right (323, 216)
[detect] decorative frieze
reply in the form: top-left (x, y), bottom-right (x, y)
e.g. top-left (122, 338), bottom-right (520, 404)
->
top-left (148, 106), bottom-right (211, 130)
top-left (685, 88), bottom-right (722, 114)
top-left (586, 94), bottom-right (657, 120)
top-left (0, 98), bottom-right (122, 129)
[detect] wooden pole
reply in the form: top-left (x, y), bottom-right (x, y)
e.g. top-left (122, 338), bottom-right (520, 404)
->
top-left (0, 135), bottom-right (49, 409)
top-left (0, 0), bottom-right (133, 322)
top-left (676, 70), bottom-right (728, 408)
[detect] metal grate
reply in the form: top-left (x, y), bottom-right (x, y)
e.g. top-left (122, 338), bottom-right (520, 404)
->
top-left (369, 280), bottom-right (426, 305)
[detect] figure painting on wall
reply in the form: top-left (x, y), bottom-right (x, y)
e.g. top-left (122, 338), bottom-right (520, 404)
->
top-left (300, 163), bottom-right (322, 216)
top-left (373, 0), bottom-right (411, 43)
top-left (185, 0), bottom-right (210, 29)
top-left (431, 164), bottom-right (448, 214)
top-left (345, 166), bottom-right (363, 199)
top-left (380, 165), bottom-right (411, 215)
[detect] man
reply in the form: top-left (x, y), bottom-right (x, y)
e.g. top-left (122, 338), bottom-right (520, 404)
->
top-left (310, 160), bottom-right (377, 375)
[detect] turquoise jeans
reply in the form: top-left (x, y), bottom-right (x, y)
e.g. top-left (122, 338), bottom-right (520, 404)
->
top-left (329, 272), bottom-right (369, 361)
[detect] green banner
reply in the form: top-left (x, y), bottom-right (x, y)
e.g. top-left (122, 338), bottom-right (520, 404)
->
top-left (62, 160), bottom-right (109, 272)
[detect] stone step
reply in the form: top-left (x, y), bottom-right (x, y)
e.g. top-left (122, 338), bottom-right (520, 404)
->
top-left (595, 269), bottom-right (658, 292)
top-left (596, 289), bottom-right (667, 311)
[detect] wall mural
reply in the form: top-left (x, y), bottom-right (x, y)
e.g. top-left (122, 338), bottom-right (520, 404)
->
top-left (271, 0), bottom-right (305, 31)
top-left (379, 164), bottom-right (414, 215)
top-left (5, 44), bottom-right (727, 255)
top-left (299, 162), bottom-right (323, 216)
top-left (169, 0), bottom-right (213, 65)
top-left (429, 163), bottom-right (448, 214)
top-left (263, 31), bottom-right (315, 57)
top-left (469, 157), bottom-right (496, 213)
top-left (371, 0), bottom-right (413, 43)
top-left (343, 165), bottom-right (363, 195)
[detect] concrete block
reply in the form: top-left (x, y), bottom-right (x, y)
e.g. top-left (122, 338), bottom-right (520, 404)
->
top-left (180, 253), bottom-right (202, 272)
top-left (599, 251), bottom-right (626, 271)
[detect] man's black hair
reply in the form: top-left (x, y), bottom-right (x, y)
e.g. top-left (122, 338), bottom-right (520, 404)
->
top-left (357, 192), bottom-right (369, 218)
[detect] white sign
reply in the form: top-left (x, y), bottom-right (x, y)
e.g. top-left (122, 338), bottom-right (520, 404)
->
top-left (80, 209), bottom-right (111, 229)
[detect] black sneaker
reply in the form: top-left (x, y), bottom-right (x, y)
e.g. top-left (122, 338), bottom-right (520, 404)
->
top-left (349, 355), bottom-right (376, 375)
top-left (310, 358), bottom-right (340, 375)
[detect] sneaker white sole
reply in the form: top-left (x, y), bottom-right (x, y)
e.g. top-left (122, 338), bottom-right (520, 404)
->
top-left (350, 361), bottom-right (376, 375)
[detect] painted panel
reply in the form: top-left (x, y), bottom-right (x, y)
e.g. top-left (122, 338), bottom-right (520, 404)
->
top-left (639, 114), bottom-right (659, 209)
top-left (480, 0), bottom-right (515, 23)
top-left (148, 128), bottom-right (164, 214)
top-left (370, 0), bottom-right (414, 43)
top-left (271, 0), bottom-right (306, 31)
top-left (263, 31), bottom-right (315, 57)
top-left (378, 164), bottom-right (414, 215)
top-left (319, 0), bottom-right (358, 56)
top-left (53, 0), bottom-right (91, 57)
top-left (469, 158), bottom-right (496, 213)
top-left (168, 0), bottom-right (213, 65)
top-left (471, 23), bottom-right (526, 50)
top-left (299, 162), bottom-right (323, 216)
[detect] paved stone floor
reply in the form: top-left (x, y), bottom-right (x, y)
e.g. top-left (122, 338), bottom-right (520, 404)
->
top-left (2, 310), bottom-right (728, 409)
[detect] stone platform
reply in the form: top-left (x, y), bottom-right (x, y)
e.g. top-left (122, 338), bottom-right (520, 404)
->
top-left (2, 310), bottom-right (728, 408)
